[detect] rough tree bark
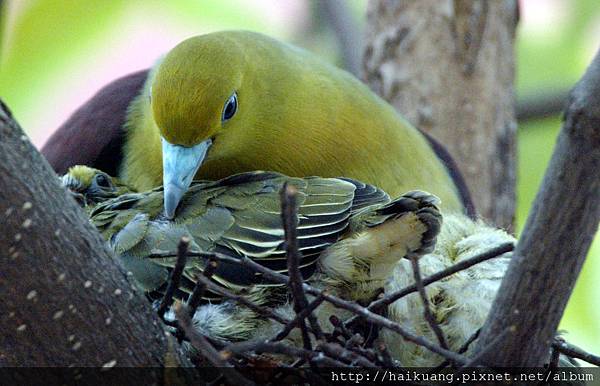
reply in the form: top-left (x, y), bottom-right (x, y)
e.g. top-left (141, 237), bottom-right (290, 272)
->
top-left (0, 101), bottom-right (185, 374)
top-left (363, 0), bottom-right (518, 229)
top-left (474, 48), bottom-right (600, 367)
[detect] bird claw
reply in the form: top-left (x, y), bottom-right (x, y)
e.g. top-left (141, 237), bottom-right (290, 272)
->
top-left (400, 191), bottom-right (443, 256)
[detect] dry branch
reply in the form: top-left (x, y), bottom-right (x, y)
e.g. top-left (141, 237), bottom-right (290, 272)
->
top-left (280, 183), bottom-right (323, 348)
top-left (553, 339), bottom-right (600, 367)
top-left (0, 100), bottom-right (185, 372)
top-left (157, 237), bottom-right (189, 319)
top-left (409, 254), bottom-right (448, 350)
top-left (158, 249), bottom-right (470, 364)
top-left (187, 257), bottom-right (218, 317)
top-left (272, 294), bottom-right (325, 342)
top-left (316, 341), bottom-right (376, 367)
top-left (474, 48), bottom-right (600, 367)
top-left (516, 89), bottom-right (570, 122)
top-left (175, 303), bottom-right (252, 386)
top-left (223, 340), bottom-right (347, 367)
top-left (192, 269), bottom-right (290, 326)
top-left (344, 242), bottom-right (514, 327)
top-left (150, 238), bottom-right (547, 372)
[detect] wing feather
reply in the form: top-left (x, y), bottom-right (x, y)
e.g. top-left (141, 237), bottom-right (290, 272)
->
top-left (88, 171), bottom-right (392, 302)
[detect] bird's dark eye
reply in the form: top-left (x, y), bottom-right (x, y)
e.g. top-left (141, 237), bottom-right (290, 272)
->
top-left (94, 174), bottom-right (112, 189)
top-left (222, 92), bottom-right (238, 122)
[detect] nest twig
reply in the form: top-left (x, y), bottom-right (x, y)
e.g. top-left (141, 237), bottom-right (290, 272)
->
top-left (149, 186), bottom-right (595, 383)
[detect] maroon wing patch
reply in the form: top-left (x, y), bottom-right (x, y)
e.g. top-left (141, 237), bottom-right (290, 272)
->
top-left (41, 70), bottom-right (149, 176)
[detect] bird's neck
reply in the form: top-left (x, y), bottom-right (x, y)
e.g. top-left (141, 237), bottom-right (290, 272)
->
top-left (120, 92), bottom-right (164, 191)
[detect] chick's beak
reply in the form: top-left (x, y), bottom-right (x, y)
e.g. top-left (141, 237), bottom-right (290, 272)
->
top-left (162, 137), bottom-right (212, 219)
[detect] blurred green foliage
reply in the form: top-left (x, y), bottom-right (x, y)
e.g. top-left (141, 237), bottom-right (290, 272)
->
top-left (0, 0), bottom-right (317, 137)
top-left (0, 0), bottom-right (598, 356)
top-left (1, 1), bottom-right (125, 116)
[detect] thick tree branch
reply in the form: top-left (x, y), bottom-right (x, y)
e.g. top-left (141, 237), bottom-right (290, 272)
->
top-left (474, 48), bottom-right (600, 366)
top-left (0, 100), bottom-right (181, 372)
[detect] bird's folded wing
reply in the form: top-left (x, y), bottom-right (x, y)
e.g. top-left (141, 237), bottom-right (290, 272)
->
top-left (88, 171), bottom-right (393, 293)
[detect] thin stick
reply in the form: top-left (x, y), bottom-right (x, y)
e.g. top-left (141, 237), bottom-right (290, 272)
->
top-left (552, 339), bottom-right (600, 366)
top-left (219, 252), bottom-right (467, 364)
top-left (280, 183), bottom-right (324, 346)
top-left (410, 253), bottom-right (449, 350)
top-left (157, 237), bottom-right (190, 319)
top-left (345, 242), bottom-right (514, 327)
top-left (316, 342), bottom-right (377, 367)
top-left (458, 329), bottom-right (481, 354)
top-left (458, 327), bottom-right (511, 369)
top-left (193, 272), bottom-right (289, 325)
top-left (150, 250), bottom-right (468, 364)
top-left (187, 257), bottom-right (218, 317)
top-left (174, 303), bottom-right (253, 386)
top-left (329, 315), bottom-right (353, 341)
top-left (547, 343), bottom-right (561, 376)
top-left (433, 329), bottom-right (481, 370)
top-left (222, 340), bottom-right (347, 367)
top-left (378, 343), bottom-right (395, 367)
top-left (314, 286), bottom-right (468, 364)
top-left (344, 333), bottom-right (364, 349)
top-left (272, 294), bottom-right (325, 342)
top-left (342, 333), bottom-right (371, 361)
top-left (347, 344), bottom-right (378, 364)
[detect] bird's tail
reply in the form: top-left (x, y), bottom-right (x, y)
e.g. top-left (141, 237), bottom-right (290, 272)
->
top-left (318, 191), bottom-right (442, 301)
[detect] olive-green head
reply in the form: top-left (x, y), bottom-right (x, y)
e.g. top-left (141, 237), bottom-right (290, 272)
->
top-left (150, 32), bottom-right (254, 219)
top-left (62, 165), bottom-right (132, 207)
top-left (151, 34), bottom-right (244, 147)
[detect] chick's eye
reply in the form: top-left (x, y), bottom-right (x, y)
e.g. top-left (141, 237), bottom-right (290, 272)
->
top-left (222, 92), bottom-right (238, 122)
top-left (94, 174), bottom-right (111, 188)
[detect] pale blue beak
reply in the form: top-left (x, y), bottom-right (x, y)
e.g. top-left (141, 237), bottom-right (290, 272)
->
top-left (161, 137), bottom-right (212, 219)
